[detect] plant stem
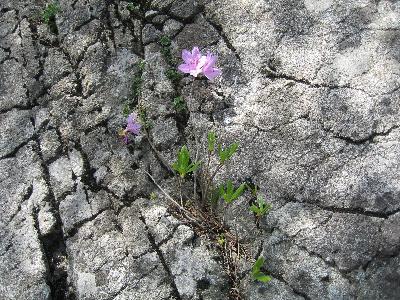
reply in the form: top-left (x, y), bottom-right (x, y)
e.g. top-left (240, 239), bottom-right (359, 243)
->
top-left (178, 176), bottom-right (183, 207)
top-left (202, 150), bottom-right (212, 202)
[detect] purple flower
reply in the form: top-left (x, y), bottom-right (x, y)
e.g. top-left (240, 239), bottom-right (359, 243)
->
top-left (178, 47), bottom-right (206, 77)
top-left (120, 113), bottom-right (141, 144)
top-left (178, 47), bottom-right (221, 80)
top-left (202, 52), bottom-right (222, 81)
top-left (126, 113), bottom-right (141, 135)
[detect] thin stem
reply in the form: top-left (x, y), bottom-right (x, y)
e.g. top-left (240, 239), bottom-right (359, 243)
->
top-left (144, 131), bottom-right (174, 175)
top-left (178, 176), bottom-right (183, 207)
top-left (202, 150), bottom-right (212, 202)
top-left (193, 135), bottom-right (199, 201)
top-left (145, 170), bottom-right (204, 228)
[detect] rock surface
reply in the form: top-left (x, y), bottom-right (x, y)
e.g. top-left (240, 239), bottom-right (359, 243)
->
top-left (0, 0), bottom-right (399, 299)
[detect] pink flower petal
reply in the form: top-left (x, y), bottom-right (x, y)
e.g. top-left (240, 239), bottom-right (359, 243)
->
top-left (203, 67), bottom-right (221, 80)
top-left (178, 63), bottom-right (191, 73)
top-left (182, 49), bottom-right (192, 63)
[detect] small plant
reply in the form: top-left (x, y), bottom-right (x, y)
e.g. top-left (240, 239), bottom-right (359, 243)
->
top-left (42, 2), bottom-right (59, 24)
top-left (200, 131), bottom-right (242, 203)
top-left (250, 196), bottom-right (271, 217)
top-left (137, 59), bottom-right (146, 72)
top-left (165, 68), bottom-right (182, 83)
top-left (126, 2), bottom-right (140, 13)
top-left (173, 96), bottom-right (186, 112)
top-left (252, 257), bottom-right (272, 283)
top-left (122, 101), bottom-right (131, 117)
top-left (159, 36), bottom-right (172, 48)
top-left (138, 105), bottom-right (152, 130)
top-left (218, 143), bottom-right (239, 165)
top-left (132, 76), bottom-right (143, 97)
top-left (172, 145), bottom-right (201, 179)
top-left (149, 192), bottom-right (157, 201)
top-left (219, 180), bottom-right (246, 204)
top-left (42, 2), bottom-right (60, 34)
top-left (217, 233), bottom-right (226, 246)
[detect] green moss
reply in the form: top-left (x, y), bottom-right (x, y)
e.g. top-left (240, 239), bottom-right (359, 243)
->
top-left (173, 96), bottom-right (186, 112)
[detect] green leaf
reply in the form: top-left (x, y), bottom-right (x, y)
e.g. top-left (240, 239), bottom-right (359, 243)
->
top-left (207, 131), bottom-right (216, 152)
top-left (171, 145), bottom-right (200, 178)
top-left (186, 161), bottom-right (202, 174)
top-left (218, 142), bottom-right (239, 164)
top-left (232, 182), bottom-right (246, 200)
top-left (252, 257), bottom-right (265, 275)
top-left (255, 273), bottom-right (272, 283)
top-left (250, 204), bottom-right (260, 214)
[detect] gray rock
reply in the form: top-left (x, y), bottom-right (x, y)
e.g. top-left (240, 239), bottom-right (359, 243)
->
top-left (163, 19), bottom-right (184, 37)
top-left (174, 15), bottom-right (220, 51)
top-left (142, 24), bottom-right (162, 45)
top-left (39, 130), bottom-right (62, 162)
top-left (48, 156), bottom-right (74, 200)
top-left (0, 109), bottom-right (34, 158)
top-left (150, 117), bottom-right (180, 150)
top-left (169, 0), bottom-right (200, 20)
top-left (152, 14), bottom-right (169, 25)
top-left (357, 255), bottom-right (400, 300)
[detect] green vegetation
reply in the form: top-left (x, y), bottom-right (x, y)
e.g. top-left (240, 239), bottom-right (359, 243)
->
top-left (252, 257), bottom-right (272, 283)
top-left (172, 145), bottom-right (201, 179)
top-left (173, 96), bottom-right (186, 112)
top-left (42, 2), bottom-right (60, 33)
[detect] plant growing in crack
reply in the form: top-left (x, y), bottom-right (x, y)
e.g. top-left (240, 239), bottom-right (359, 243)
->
top-left (122, 45), bottom-right (272, 297)
top-left (42, 2), bottom-right (60, 34)
top-left (172, 145), bottom-right (201, 205)
top-left (173, 96), bottom-right (187, 112)
top-left (251, 256), bottom-right (272, 283)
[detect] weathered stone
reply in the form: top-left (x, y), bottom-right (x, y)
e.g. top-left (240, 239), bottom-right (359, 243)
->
top-left (163, 19), bottom-right (184, 37)
top-left (169, 0), bottom-right (200, 20)
top-left (152, 14), bottom-right (169, 25)
top-left (174, 15), bottom-right (220, 51)
top-left (0, 109), bottom-right (34, 158)
top-left (150, 117), bottom-right (180, 150)
top-left (142, 24), bottom-right (162, 45)
top-left (48, 156), bottom-right (74, 200)
top-left (39, 130), bottom-right (62, 161)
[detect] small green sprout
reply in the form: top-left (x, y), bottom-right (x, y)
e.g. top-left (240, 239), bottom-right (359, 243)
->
top-left (207, 131), bottom-right (216, 153)
top-left (122, 101), bottom-right (132, 117)
top-left (126, 2), bottom-right (140, 12)
top-left (217, 234), bottom-right (225, 246)
top-left (252, 257), bottom-right (272, 283)
top-left (219, 180), bottom-right (246, 204)
top-left (165, 68), bottom-right (182, 83)
top-left (218, 142), bottom-right (239, 164)
top-left (149, 192), bottom-right (157, 201)
top-left (172, 145), bottom-right (201, 178)
top-left (250, 196), bottom-right (272, 217)
top-left (138, 105), bottom-right (152, 129)
top-left (132, 75), bottom-right (143, 97)
top-left (137, 59), bottom-right (146, 72)
top-left (173, 96), bottom-right (186, 112)
top-left (42, 2), bottom-right (59, 24)
top-left (159, 36), bottom-right (172, 47)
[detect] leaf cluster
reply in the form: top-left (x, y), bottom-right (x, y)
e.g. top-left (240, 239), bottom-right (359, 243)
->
top-left (218, 143), bottom-right (238, 165)
top-left (173, 96), bottom-right (186, 112)
top-left (42, 2), bottom-right (59, 24)
top-left (219, 181), bottom-right (246, 204)
top-left (250, 196), bottom-right (271, 217)
top-left (252, 257), bottom-right (272, 283)
top-left (172, 146), bottom-right (201, 178)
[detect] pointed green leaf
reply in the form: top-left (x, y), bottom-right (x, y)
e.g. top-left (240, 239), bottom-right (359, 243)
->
top-left (232, 182), bottom-right (246, 200)
top-left (186, 161), bottom-right (202, 174)
top-left (208, 131), bottom-right (216, 152)
top-left (255, 273), bottom-right (272, 283)
top-left (252, 257), bottom-right (265, 275)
